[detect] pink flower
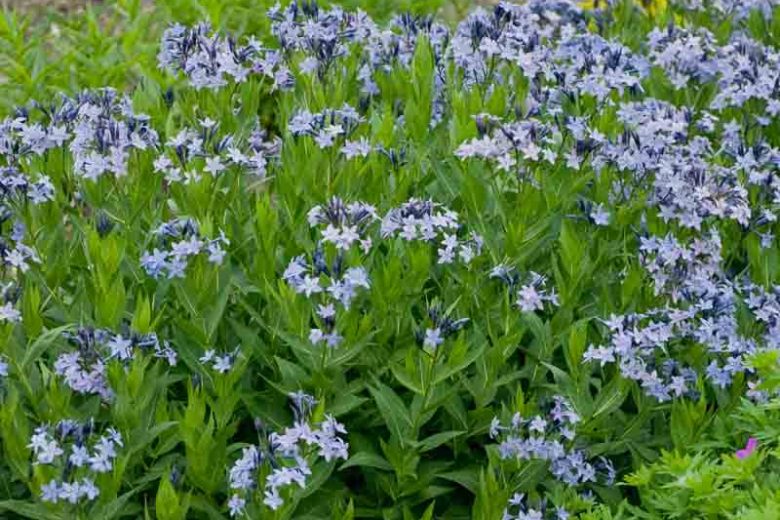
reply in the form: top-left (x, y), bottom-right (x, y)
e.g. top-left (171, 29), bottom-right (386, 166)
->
top-left (736, 437), bottom-right (758, 459)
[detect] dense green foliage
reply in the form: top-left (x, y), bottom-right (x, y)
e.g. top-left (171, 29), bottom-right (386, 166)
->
top-left (2, 0), bottom-right (780, 519)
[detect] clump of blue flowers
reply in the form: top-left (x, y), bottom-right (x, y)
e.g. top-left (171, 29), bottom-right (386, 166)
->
top-left (141, 218), bottom-right (228, 279)
top-left (226, 392), bottom-right (348, 516)
top-left (29, 419), bottom-right (123, 505)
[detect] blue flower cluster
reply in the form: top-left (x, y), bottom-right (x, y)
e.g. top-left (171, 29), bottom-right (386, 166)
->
top-left (141, 218), bottom-right (228, 279)
top-left (54, 327), bottom-right (176, 399)
top-left (226, 391), bottom-right (348, 515)
top-left (491, 397), bottom-right (613, 486)
top-left (29, 419), bottom-right (123, 505)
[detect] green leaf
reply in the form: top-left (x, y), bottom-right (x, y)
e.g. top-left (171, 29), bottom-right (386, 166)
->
top-left (21, 281), bottom-right (42, 338)
top-left (275, 355), bottom-right (309, 388)
top-left (341, 451), bottom-right (393, 471)
top-left (22, 324), bottom-right (73, 370)
top-left (438, 467), bottom-right (481, 494)
top-left (420, 502), bottom-right (435, 520)
top-left (520, 312), bottom-right (552, 358)
top-left (131, 292), bottom-right (152, 333)
top-left (558, 219), bottom-right (584, 279)
top-left (593, 376), bottom-right (629, 419)
top-left (156, 474), bottom-right (184, 520)
top-left (369, 382), bottom-right (412, 440)
top-left (434, 342), bottom-right (486, 384)
top-left (565, 318), bottom-right (589, 375)
top-left (0, 501), bottom-right (66, 519)
top-left (92, 487), bottom-right (144, 520)
top-left (391, 362), bottom-right (424, 395)
top-left (415, 431), bottom-right (465, 453)
top-left (205, 276), bottom-right (233, 341)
